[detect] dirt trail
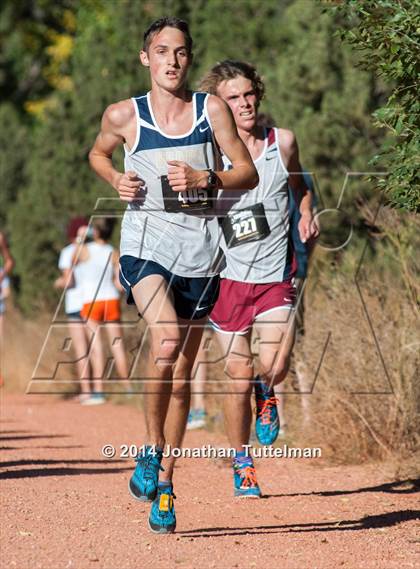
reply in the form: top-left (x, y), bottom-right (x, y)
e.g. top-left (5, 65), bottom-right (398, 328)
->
top-left (1, 393), bottom-right (418, 569)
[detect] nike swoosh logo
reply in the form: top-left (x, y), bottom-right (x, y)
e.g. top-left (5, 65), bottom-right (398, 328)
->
top-left (266, 155), bottom-right (276, 161)
top-left (199, 125), bottom-right (210, 133)
top-left (196, 305), bottom-right (211, 311)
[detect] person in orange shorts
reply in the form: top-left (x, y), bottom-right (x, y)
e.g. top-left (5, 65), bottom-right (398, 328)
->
top-left (74, 218), bottom-right (129, 404)
top-left (81, 297), bottom-right (121, 322)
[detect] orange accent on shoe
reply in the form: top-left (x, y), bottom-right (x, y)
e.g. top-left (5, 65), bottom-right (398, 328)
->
top-left (235, 465), bottom-right (258, 488)
top-left (257, 396), bottom-right (279, 425)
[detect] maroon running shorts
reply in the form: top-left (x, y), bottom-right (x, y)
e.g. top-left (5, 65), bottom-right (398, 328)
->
top-left (209, 278), bottom-right (296, 334)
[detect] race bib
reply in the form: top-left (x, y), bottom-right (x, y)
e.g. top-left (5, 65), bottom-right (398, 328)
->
top-left (161, 175), bottom-right (214, 213)
top-left (221, 203), bottom-right (271, 248)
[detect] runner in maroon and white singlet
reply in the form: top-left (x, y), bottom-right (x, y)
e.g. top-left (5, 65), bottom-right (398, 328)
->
top-left (199, 60), bottom-right (318, 497)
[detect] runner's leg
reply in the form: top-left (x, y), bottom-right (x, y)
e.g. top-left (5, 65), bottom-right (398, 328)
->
top-left (252, 308), bottom-right (295, 445)
top-left (215, 330), bottom-right (261, 497)
top-left (254, 308), bottom-right (296, 388)
top-left (187, 330), bottom-right (210, 429)
top-left (104, 322), bottom-right (130, 389)
top-left (68, 321), bottom-right (91, 395)
top-left (215, 331), bottom-right (254, 451)
top-left (86, 319), bottom-right (105, 394)
top-left (161, 318), bottom-right (206, 481)
top-left (191, 334), bottom-right (208, 411)
top-left (131, 275), bottom-right (180, 451)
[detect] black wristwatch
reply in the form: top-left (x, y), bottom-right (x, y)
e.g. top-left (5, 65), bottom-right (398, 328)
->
top-left (206, 169), bottom-right (218, 190)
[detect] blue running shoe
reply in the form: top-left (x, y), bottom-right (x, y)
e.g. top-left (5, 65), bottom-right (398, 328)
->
top-left (148, 483), bottom-right (176, 534)
top-left (187, 408), bottom-right (206, 430)
top-left (255, 375), bottom-right (280, 446)
top-left (128, 445), bottom-right (163, 502)
top-left (233, 459), bottom-right (261, 498)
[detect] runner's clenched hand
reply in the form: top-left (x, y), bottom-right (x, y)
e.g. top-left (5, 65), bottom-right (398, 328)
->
top-left (298, 210), bottom-right (319, 244)
top-left (167, 160), bottom-right (207, 192)
top-left (113, 171), bottom-right (145, 202)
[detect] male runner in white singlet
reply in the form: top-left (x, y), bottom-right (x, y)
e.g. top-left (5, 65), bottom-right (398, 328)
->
top-left (89, 19), bottom-right (258, 533)
top-left (200, 61), bottom-right (318, 497)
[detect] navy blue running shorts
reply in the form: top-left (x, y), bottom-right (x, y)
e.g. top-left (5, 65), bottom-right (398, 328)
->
top-left (119, 255), bottom-right (220, 321)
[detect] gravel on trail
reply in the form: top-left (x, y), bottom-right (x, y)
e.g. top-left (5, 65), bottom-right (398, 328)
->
top-left (1, 393), bottom-right (418, 569)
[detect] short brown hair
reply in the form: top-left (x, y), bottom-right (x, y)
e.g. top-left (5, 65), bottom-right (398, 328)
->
top-left (93, 218), bottom-right (115, 241)
top-left (143, 17), bottom-right (193, 54)
top-left (199, 60), bottom-right (265, 103)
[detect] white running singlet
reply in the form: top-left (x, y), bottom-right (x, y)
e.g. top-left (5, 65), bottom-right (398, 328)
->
top-left (217, 127), bottom-right (296, 283)
top-left (121, 92), bottom-right (224, 277)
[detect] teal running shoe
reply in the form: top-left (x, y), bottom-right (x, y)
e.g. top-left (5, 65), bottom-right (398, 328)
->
top-left (255, 375), bottom-right (280, 446)
top-left (148, 483), bottom-right (176, 534)
top-left (128, 445), bottom-right (163, 502)
top-left (187, 408), bottom-right (206, 430)
top-left (233, 459), bottom-right (261, 498)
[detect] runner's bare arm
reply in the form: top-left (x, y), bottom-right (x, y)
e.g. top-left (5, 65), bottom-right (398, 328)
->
top-left (207, 96), bottom-right (258, 190)
top-left (112, 250), bottom-right (124, 292)
top-left (279, 129), bottom-right (319, 243)
top-left (89, 101), bottom-right (145, 202)
top-left (167, 96), bottom-right (258, 192)
top-left (54, 268), bottom-right (74, 290)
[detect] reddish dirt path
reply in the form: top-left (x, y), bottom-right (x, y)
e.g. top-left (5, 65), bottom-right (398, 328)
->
top-left (1, 393), bottom-right (418, 569)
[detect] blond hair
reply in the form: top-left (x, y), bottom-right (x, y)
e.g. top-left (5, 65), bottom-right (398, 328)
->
top-left (199, 60), bottom-right (265, 103)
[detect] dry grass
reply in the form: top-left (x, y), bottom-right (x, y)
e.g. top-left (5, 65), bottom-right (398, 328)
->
top-left (283, 206), bottom-right (419, 475)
